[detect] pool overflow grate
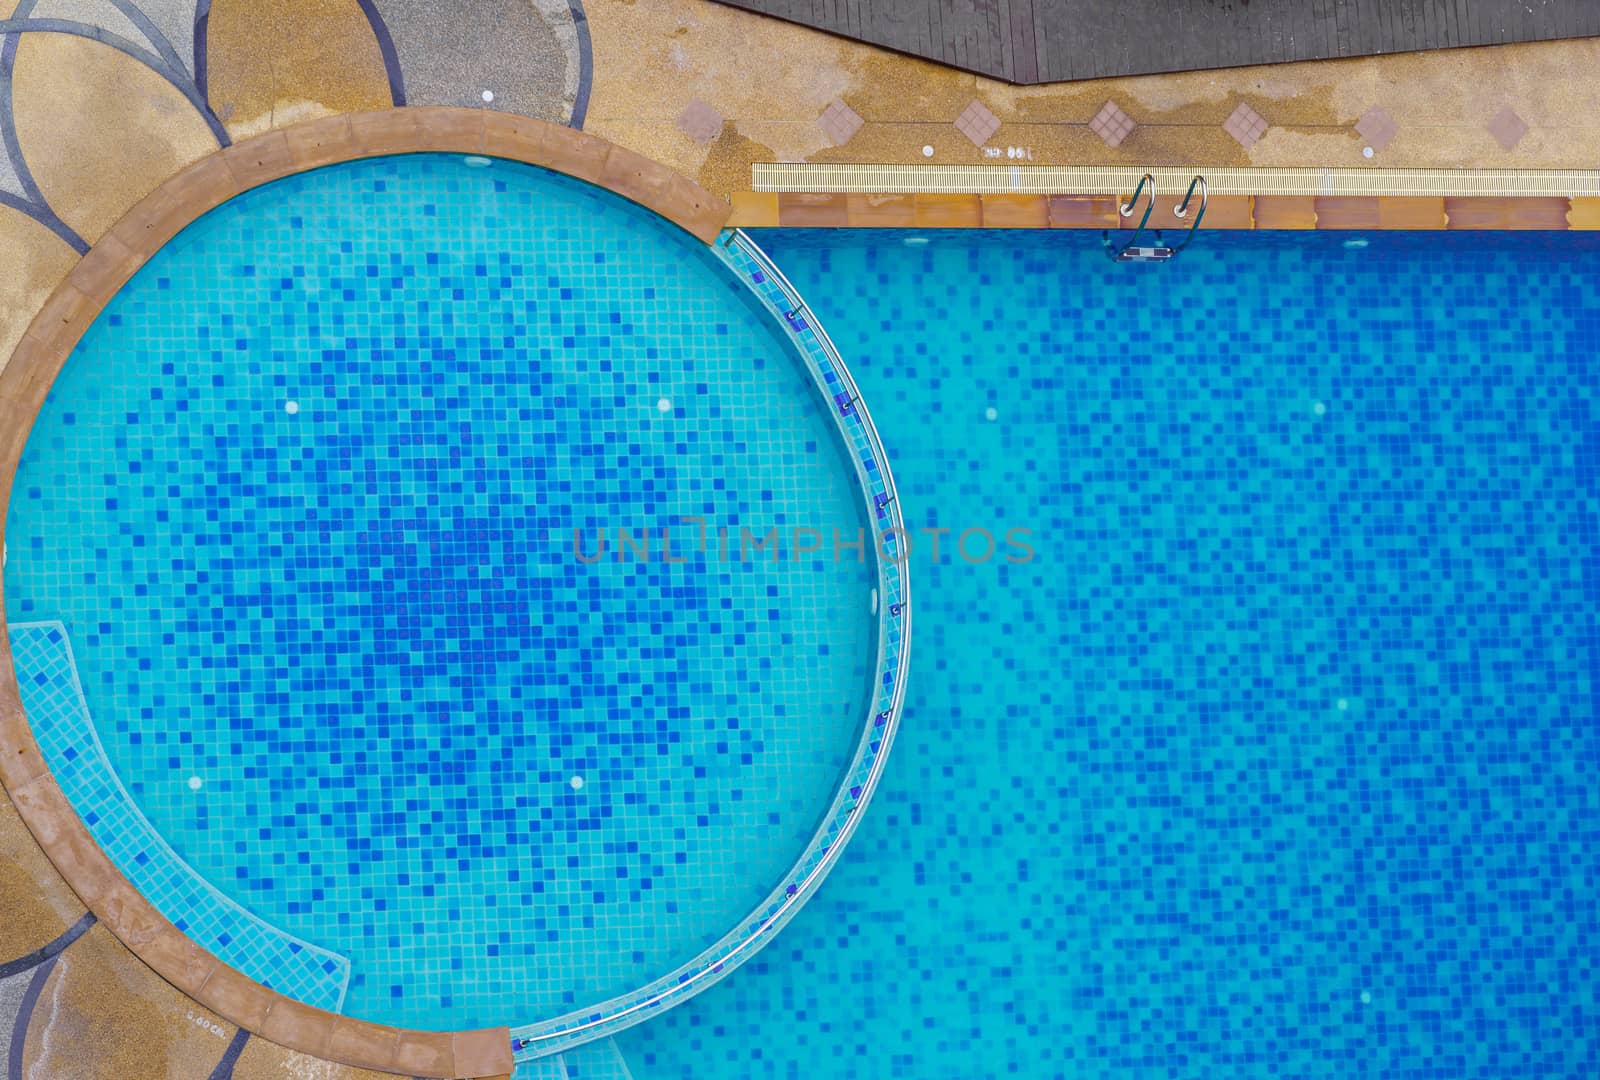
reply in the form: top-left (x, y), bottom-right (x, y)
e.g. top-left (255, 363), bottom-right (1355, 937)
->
top-left (753, 162), bottom-right (1600, 197)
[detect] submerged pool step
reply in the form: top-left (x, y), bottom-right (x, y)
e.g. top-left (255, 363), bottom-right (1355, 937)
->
top-left (513, 1038), bottom-right (635, 1080)
top-left (515, 1056), bottom-right (570, 1080)
top-left (551, 1038), bottom-right (635, 1080)
top-left (7, 621), bottom-right (351, 1011)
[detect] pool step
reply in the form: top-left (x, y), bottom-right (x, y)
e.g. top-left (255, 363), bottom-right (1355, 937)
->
top-left (515, 1038), bottom-right (635, 1080)
top-left (6, 622), bottom-right (351, 1008)
top-left (556, 1037), bottom-right (636, 1079)
top-left (515, 1055), bottom-right (571, 1080)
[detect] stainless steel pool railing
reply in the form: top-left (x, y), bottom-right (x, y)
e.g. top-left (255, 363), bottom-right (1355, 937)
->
top-left (1103, 172), bottom-right (1209, 262)
top-left (1169, 174), bottom-right (1209, 253)
top-left (1120, 172), bottom-right (1157, 228)
top-left (509, 230), bottom-right (913, 1060)
top-left (1103, 172), bottom-right (1157, 261)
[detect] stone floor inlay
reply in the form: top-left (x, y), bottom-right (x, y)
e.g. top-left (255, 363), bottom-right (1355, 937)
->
top-left (954, 99), bottom-right (1000, 147)
top-left (1488, 105), bottom-right (1529, 150)
top-left (1222, 101), bottom-right (1268, 149)
top-left (818, 98), bottom-right (863, 147)
top-left (1355, 106), bottom-right (1401, 153)
top-left (677, 96), bottom-right (725, 143)
top-left (1089, 100), bottom-right (1136, 148)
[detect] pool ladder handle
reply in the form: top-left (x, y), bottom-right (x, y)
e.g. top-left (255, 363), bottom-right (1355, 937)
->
top-left (1104, 173), bottom-right (1208, 261)
top-left (1169, 174), bottom-right (1208, 252)
top-left (1120, 172), bottom-right (1157, 231)
top-left (1103, 173), bottom-right (1156, 261)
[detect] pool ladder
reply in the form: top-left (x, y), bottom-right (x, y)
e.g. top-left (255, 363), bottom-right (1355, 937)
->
top-left (1103, 174), bottom-right (1207, 262)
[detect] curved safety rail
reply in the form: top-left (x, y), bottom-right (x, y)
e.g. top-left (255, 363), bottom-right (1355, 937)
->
top-left (506, 229), bottom-right (914, 1061)
top-left (1121, 172), bottom-right (1157, 225)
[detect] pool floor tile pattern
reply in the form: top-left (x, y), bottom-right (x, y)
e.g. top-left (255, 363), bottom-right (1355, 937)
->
top-left (612, 229), bottom-right (1600, 1080)
top-left (3, 156), bottom-right (878, 1032)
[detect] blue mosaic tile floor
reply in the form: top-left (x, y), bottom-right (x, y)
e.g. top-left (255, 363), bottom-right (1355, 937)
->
top-left (2, 157), bottom-right (877, 1032)
top-left (612, 230), bottom-right (1600, 1080)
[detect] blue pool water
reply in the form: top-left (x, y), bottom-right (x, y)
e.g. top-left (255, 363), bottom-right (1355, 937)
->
top-left (607, 230), bottom-right (1600, 1079)
top-left (4, 157), bottom-right (879, 1031)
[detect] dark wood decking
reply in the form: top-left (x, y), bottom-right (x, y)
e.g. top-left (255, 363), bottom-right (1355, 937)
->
top-left (715, 0), bottom-right (1600, 84)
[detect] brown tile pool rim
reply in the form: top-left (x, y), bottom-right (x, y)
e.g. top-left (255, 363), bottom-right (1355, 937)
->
top-left (0, 106), bottom-right (734, 1080)
top-left (727, 190), bottom-right (1599, 231)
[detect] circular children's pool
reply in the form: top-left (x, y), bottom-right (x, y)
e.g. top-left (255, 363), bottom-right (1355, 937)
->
top-left (3, 154), bottom-right (891, 1036)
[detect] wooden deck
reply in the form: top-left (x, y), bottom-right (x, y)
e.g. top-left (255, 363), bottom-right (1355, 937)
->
top-left (714, 0), bottom-right (1600, 84)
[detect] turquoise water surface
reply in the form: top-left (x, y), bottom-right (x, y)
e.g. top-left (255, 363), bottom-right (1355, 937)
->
top-left (9, 157), bottom-right (1600, 1078)
top-left (4, 158), bottom-right (878, 1032)
top-left (610, 230), bottom-right (1600, 1079)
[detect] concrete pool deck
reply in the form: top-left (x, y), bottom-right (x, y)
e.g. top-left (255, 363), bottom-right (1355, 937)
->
top-left (2, 0), bottom-right (1600, 1076)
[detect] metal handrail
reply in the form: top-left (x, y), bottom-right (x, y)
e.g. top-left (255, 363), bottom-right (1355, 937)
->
top-left (512, 230), bottom-right (913, 1057)
top-left (1104, 172), bottom-right (1211, 261)
top-left (1173, 174), bottom-right (1207, 220)
top-left (1120, 172), bottom-right (1155, 223)
top-left (1105, 173), bottom-right (1156, 260)
top-left (1170, 174), bottom-right (1208, 252)
top-left (732, 230), bottom-right (910, 582)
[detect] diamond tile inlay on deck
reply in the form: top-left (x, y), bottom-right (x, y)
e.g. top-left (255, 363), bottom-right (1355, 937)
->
top-left (1089, 101), bottom-right (1135, 148)
top-left (955, 100), bottom-right (1001, 147)
top-left (1488, 107), bottom-right (1529, 150)
top-left (677, 98), bottom-right (725, 144)
top-left (1223, 103), bottom-right (1268, 149)
top-left (1355, 106), bottom-right (1400, 152)
top-left (818, 99), bottom-right (865, 147)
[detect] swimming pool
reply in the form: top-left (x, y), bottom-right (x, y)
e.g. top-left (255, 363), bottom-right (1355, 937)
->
top-left (609, 229), bottom-right (1600, 1079)
top-left (2, 155), bottom-right (907, 1041)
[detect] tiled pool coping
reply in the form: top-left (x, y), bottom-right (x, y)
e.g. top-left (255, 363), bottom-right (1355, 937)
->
top-left (0, 107), bottom-right (732, 1080)
top-left (749, 163), bottom-right (1600, 198)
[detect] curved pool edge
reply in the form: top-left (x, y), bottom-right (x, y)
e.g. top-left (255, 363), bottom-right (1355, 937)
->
top-left (0, 106), bottom-right (734, 1080)
top-left (507, 229), bottom-right (913, 1060)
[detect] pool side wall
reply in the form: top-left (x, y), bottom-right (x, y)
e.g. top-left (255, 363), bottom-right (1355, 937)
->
top-left (0, 106), bottom-right (731, 1080)
top-left (728, 190), bottom-right (1594, 230)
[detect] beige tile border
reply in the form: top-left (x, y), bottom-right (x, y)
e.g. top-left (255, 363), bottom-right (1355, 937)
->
top-left (752, 163), bottom-right (1600, 198)
top-left (0, 106), bottom-right (730, 1080)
